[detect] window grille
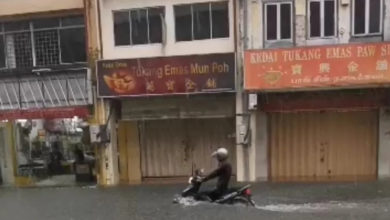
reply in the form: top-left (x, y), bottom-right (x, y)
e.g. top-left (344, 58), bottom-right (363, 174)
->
top-left (34, 30), bottom-right (60, 66)
top-left (0, 16), bottom-right (86, 70)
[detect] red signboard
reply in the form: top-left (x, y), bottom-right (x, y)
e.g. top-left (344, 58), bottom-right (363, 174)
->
top-left (245, 42), bottom-right (390, 91)
top-left (97, 53), bottom-right (235, 97)
top-left (0, 107), bottom-right (89, 120)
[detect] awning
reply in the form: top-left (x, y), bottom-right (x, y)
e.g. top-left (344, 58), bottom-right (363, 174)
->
top-left (0, 68), bottom-right (92, 119)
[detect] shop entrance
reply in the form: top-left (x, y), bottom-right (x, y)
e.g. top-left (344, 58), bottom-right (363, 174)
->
top-left (13, 119), bottom-right (96, 187)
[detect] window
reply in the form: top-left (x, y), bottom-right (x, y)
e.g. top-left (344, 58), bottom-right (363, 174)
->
top-left (131, 9), bottom-right (148, 45)
top-left (174, 1), bottom-right (229, 42)
top-left (212, 2), bottom-right (229, 38)
top-left (193, 3), bottom-right (211, 40)
top-left (308, 0), bottom-right (336, 38)
top-left (113, 7), bottom-right (165, 46)
top-left (113, 12), bottom-right (130, 46)
top-left (0, 15), bottom-right (86, 69)
top-left (60, 28), bottom-right (86, 63)
top-left (265, 2), bottom-right (293, 41)
top-left (353, 0), bottom-right (383, 36)
top-left (148, 7), bottom-right (164, 43)
top-left (175, 5), bottom-right (192, 41)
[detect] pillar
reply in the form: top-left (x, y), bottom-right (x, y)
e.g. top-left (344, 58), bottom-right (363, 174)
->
top-left (379, 108), bottom-right (390, 179)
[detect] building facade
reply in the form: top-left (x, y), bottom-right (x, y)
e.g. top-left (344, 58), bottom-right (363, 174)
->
top-left (96, 0), bottom-right (238, 184)
top-left (241, 0), bottom-right (390, 182)
top-left (3, 0), bottom-right (390, 186)
top-left (0, 0), bottom-right (99, 186)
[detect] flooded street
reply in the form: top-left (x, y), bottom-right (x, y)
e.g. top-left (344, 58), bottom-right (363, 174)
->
top-left (1, 181), bottom-right (390, 220)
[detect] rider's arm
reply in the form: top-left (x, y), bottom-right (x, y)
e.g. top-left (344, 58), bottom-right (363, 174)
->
top-left (202, 166), bottom-right (223, 182)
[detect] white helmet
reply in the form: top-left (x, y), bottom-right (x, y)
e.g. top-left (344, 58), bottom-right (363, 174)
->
top-left (211, 148), bottom-right (228, 161)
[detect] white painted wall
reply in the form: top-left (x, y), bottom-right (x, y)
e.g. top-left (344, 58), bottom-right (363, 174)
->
top-left (0, 0), bottom-right (83, 16)
top-left (99, 0), bottom-right (235, 59)
top-left (248, 0), bottom-right (262, 49)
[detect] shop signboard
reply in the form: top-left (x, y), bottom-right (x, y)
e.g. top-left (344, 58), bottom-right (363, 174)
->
top-left (97, 53), bottom-right (235, 97)
top-left (245, 42), bottom-right (390, 91)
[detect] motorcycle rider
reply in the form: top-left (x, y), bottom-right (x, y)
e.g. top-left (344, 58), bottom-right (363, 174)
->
top-left (198, 147), bottom-right (232, 201)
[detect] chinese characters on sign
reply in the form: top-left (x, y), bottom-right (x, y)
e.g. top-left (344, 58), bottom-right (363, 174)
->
top-left (97, 53), bottom-right (235, 97)
top-left (244, 43), bottom-right (390, 90)
top-left (292, 64), bottom-right (302, 75)
top-left (319, 63), bottom-right (330, 74)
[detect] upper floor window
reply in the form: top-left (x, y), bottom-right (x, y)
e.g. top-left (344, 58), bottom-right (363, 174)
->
top-left (0, 15), bottom-right (86, 69)
top-left (113, 7), bottom-right (165, 46)
top-left (174, 1), bottom-right (229, 42)
top-left (353, 0), bottom-right (383, 36)
top-left (264, 2), bottom-right (293, 41)
top-left (308, 0), bottom-right (336, 38)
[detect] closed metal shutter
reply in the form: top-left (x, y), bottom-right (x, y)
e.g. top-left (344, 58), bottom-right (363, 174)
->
top-left (269, 111), bottom-right (378, 182)
top-left (140, 118), bottom-right (236, 177)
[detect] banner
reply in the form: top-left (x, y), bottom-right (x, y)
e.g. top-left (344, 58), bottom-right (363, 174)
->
top-left (97, 53), bottom-right (235, 97)
top-left (245, 42), bottom-right (390, 90)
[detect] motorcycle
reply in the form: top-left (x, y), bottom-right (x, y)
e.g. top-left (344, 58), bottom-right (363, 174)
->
top-left (174, 169), bottom-right (256, 207)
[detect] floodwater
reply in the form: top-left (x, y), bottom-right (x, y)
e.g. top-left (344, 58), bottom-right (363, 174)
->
top-left (1, 181), bottom-right (390, 220)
